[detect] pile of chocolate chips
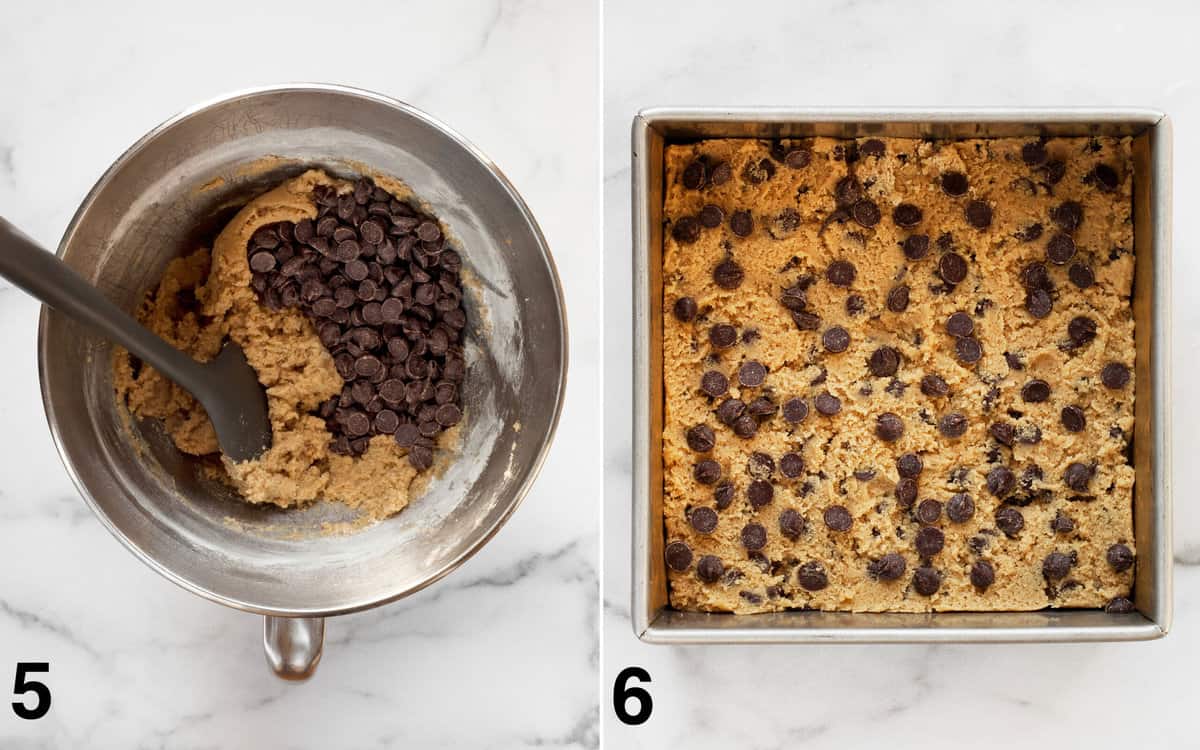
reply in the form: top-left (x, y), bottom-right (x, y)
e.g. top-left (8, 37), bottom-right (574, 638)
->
top-left (245, 177), bottom-right (466, 469)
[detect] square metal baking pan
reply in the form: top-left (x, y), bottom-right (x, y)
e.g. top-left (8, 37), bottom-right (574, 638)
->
top-left (631, 107), bottom-right (1172, 643)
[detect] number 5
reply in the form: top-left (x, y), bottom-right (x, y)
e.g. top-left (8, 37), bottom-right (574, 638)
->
top-left (12, 663), bottom-right (51, 720)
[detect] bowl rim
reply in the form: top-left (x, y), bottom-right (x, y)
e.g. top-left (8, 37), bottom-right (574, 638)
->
top-left (37, 82), bottom-right (570, 617)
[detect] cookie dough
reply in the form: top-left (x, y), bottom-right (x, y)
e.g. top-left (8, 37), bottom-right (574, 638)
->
top-left (662, 136), bottom-right (1136, 613)
top-left (114, 170), bottom-right (459, 519)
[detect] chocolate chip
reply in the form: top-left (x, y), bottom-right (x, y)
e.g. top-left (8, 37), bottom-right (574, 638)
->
top-left (814, 392), bottom-right (841, 416)
top-left (845, 294), bottom-right (865, 316)
top-left (938, 253), bottom-right (968, 284)
top-left (1102, 544), bottom-right (1136, 575)
top-left (736, 360), bottom-right (765, 387)
top-left (944, 493), bottom-right (974, 524)
top-left (1054, 406), bottom-right (1086, 435)
top-left (822, 326), bottom-right (850, 353)
top-left (709, 161), bottom-right (732, 185)
top-left (697, 555), bottom-right (724, 583)
top-left (995, 506), bottom-right (1025, 537)
top-left (1018, 379), bottom-right (1050, 403)
top-left (860, 139), bottom-right (885, 157)
top-left (796, 561), bottom-right (828, 591)
top-left (895, 477), bottom-right (918, 508)
top-left (780, 452), bottom-right (805, 478)
top-left (892, 203), bottom-right (923, 228)
top-left (784, 148), bottom-right (812, 168)
top-left (733, 415), bottom-right (758, 439)
top-left (903, 234), bottom-right (930, 260)
top-left (867, 346), bottom-right (900, 378)
top-left (938, 412), bottom-right (968, 438)
top-left (743, 158), bottom-right (775, 185)
top-left (970, 560), bottom-right (995, 590)
top-left (955, 337), bottom-right (982, 364)
top-left (1068, 263), bottom-right (1095, 289)
top-left (941, 171), bottom-right (968, 196)
top-left (989, 422), bottom-right (1015, 447)
top-left (852, 199), bottom-right (881, 228)
top-left (730, 210), bottom-right (753, 237)
top-left (1063, 462), bottom-right (1092, 491)
top-left (715, 398), bottom-right (745, 426)
top-left (689, 506), bottom-right (719, 534)
top-left (1015, 222), bottom-right (1044, 243)
top-left (945, 311), bottom-right (974, 338)
top-left (741, 523), bottom-right (768, 551)
top-left (772, 400), bottom-right (807, 429)
top-left (965, 200), bottom-right (992, 229)
top-left (744, 480), bottom-right (772, 508)
top-left (700, 370), bottom-right (729, 397)
top-left (920, 374), bottom-right (949, 397)
top-left (1046, 233), bottom-right (1076, 264)
top-left (682, 159), bottom-right (706, 189)
top-left (1022, 141), bottom-right (1048, 166)
top-left (894, 453), bottom-right (922, 478)
top-left (665, 541), bottom-right (693, 571)
top-left (886, 285), bottom-right (910, 312)
top-left (1066, 316), bottom-right (1098, 349)
top-left (826, 260), bottom-right (857, 287)
top-left (1051, 200), bottom-right (1083, 232)
top-left (791, 310), bottom-right (822, 331)
top-left (912, 566), bottom-right (941, 596)
top-left (1106, 597), bottom-right (1135, 614)
top-left (1025, 288), bottom-right (1053, 319)
top-left (671, 217), bottom-right (701, 244)
top-left (987, 467), bottom-right (1016, 498)
top-left (916, 499), bottom-right (942, 526)
top-left (714, 482), bottom-right (734, 510)
top-left (693, 460), bottom-right (721, 485)
top-left (685, 424), bottom-right (715, 453)
top-left (834, 177), bottom-right (863, 206)
top-left (1091, 164), bottom-right (1119, 192)
top-left (823, 505), bottom-right (853, 532)
top-left (713, 259), bottom-right (744, 289)
top-left (1042, 551), bottom-right (1073, 580)
top-left (1101, 362), bottom-right (1130, 389)
top-left (869, 553), bottom-right (907, 581)
top-left (772, 509), bottom-right (805, 542)
top-left (915, 526), bottom-right (944, 558)
top-left (876, 412), bottom-right (905, 442)
top-left (696, 205), bottom-right (725, 230)
top-left (709, 324), bottom-right (738, 349)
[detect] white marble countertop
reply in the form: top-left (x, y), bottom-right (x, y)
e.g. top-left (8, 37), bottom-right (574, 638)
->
top-left (603, 0), bottom-right (1199, 746)
top-left (0, 1), bottom-right (598, 747)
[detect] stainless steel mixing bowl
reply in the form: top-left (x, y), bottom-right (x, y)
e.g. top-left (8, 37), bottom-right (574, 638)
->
top-left (36, 84), bottom-right (568, 678)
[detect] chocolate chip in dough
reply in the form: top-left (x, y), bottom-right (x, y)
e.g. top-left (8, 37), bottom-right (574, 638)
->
top-left (1063, 462), bottom-right (1093, 491)
top-left (868, 346), bottom-right (900, 377)
top-left (1101, 362), bottom-right (1130, 389)
top-left (779, 508), bottom-right (807, 539)
top-left (920, 374), bottom-right (949, 397)
top-left (1021, 379), bottom-right (1051, 403)
top-left (709, 324), bottom-right (738, 349)
top-left (1068, 263), bottom-right (1095, 289)
top-left (1106, 597), bottom-right (1135, 614)
top-left (876, 412), bottom-right (905, 442)
top-left (782, 397), bottom-right (809, 423)
top-left (912, 567), bottom-right (942, 596)
top-left (945, 311), bottom-right (974, 338)
top-left (915, 499), bottom-right (942, 525)
top-left (689, 506), bottom-right (718, 534)
top-left (741, 523), bottom-right (768, 550)
top-left (822, 326), bottom-right (850, 353)
top-left (665, 541), bottom-right (693, 571)
top-left (946, 493), bottom-right (975, 523)
top-left (672, 296), bottom-right (698, 322)
top-left (893, 203), bottom-right (923, 227)
top-left (713, 259), bottom-right (745, 289)
top-left (814, 392), bottom-right (842, 416)
top-left (730, 210), bottom-right (754, 237)
top-left (747, 479), bottom-right (774, 508)
top-left (1046, 233), bottom-right (1076, 264)
top-left (1042, 551), bottom-right (1073, 580)
top-left (1107, 543), bottom-right (1135, 572)
top-left (987, 467), bottom-right (1016, 498)
top-left (1021, 141), bottom-right (1048, 166)
top-left (965, 200), bottom-right (992, 229)
top-left (852, 199), bottom-right (882, 228)
top-left (915, 527), bottom-right (945, 558)
top-left (995, 506), bottom-right (1025, 537)
top-left (823, 505), bottom-right (853, 531)
top-left (903, 233), bottom-right (930, 260)
top-left (1051, 200), bottom-right (1083, 232)
top-left (938, 252), bottom-right (968, 284)
top-left (686, 424), bottom-right (716, 452)
top-left (955, 337), bottom-right (982, 364)
top-left (797, 561), bottom-right (828, 591)
top-left (869, 553), bottom-right (907, 581)
top-left (784, 148), bottom-right (812, 169)
top-left (693, 460), bottom-right (721, 485)
top-left (682, 159), bottom-right (707, 189)
top-left (780, 452), bottom-right (805, 478)
top-left (700, 370), bottom-right (729, 397)
top-left (886, 285), bottom-right (910, 312)
top-left (897, 453), bottom-right (924, 478)
top-left (826, 260), bottom-right (857, 287)
top-left (895, 477), bottom-right (918, 508)
top-left (699, 204), bottom-right (724, 228)
top-left (970, 560), bottom-right (995, 590)
top-left (938, 412), bottom-right (968, 438)
top-left (940, 171), bottom-right (968, 196)
top-left (697, 555), bottom-right (724, 583)
top-left (1068, 316), bottom-right (1097, 348)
